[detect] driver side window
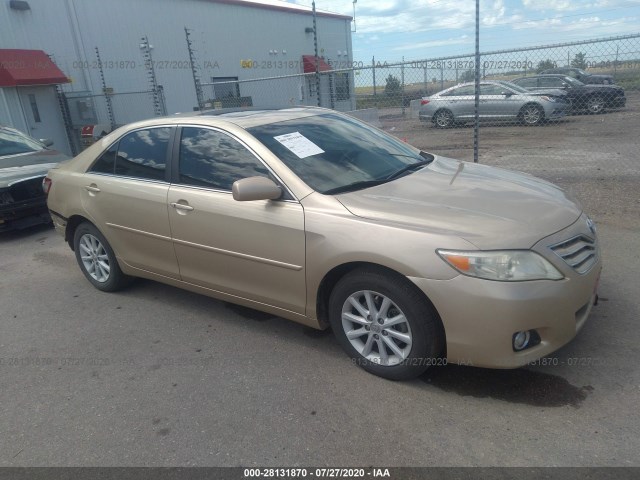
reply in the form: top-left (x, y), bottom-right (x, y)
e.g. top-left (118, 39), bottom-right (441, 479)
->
top-left (178, 127), bottom-right (280, 194)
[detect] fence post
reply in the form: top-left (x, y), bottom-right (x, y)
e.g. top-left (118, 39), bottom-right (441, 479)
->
top-left (401, 56), bottom-right (405, 116)
top-left (95, 47), bottom-right (116, 130)
top-left (473, 0), bottom-right (480, 164)
top-left (55, 88), bottom-right (79, 156)
top-left (185, 27), bottom-right (204, 111)
top-left (312, 1), bottom-right (321, 107)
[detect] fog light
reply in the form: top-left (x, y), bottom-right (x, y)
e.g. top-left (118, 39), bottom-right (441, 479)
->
top-left (513, 331), bottom-right (531, 351)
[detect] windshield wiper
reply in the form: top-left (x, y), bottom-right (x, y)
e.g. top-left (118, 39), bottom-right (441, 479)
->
top-left (385, 159), bottom-right (433, 181)
top-left (322, 179), bottom-right (391, 195)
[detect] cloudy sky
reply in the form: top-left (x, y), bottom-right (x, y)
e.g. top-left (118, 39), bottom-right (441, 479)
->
top-left (288, 0), bottom-right (640, 62)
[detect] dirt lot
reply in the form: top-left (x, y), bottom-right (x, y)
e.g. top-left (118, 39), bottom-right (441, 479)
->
top-left (379, 91), bottom-right (640, 230)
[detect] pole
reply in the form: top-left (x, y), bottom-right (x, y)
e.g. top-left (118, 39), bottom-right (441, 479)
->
top-left (95, 47), bottom-right (115, 130)
top-left (473, 0), bottom-right (480, 163)
top-left (312, 1), bottom-right (321, 107)
top-left (372, 56), bottom-right (376, 108)
top-left (401, 56), bottom-right (405, 115)
top-left (185, 27), bottom-right (204, 110)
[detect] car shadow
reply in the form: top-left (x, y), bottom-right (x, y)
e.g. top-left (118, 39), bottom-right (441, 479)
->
top-left (418, 363), bottom-right (593, 408)
top-left (0, 222), bottom-right (53, 243)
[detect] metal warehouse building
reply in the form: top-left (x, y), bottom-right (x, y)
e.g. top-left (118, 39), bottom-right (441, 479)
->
top-left (0, 0), bottom-right (354, 154)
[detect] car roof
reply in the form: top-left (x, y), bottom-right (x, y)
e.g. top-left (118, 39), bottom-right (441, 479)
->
top-left (174, 106), bottom-right (331, 128)
top-left (515, 74), bottom-right (570, 79)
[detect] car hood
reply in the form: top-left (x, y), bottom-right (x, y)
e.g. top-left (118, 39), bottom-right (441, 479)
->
top-left (0, 150), bottom-right (68, 189)
top-left (335, 156), bottom-right (582, 249)
top-left (583, 84), bottom-right (623, 92)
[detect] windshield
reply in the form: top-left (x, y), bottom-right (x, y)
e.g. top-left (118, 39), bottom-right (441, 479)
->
top-left (0, 128), bottom-right (46, 157)
top-left (564, 76), bottom-right (585, 86)
top-left (248, 113), bottom-right (431, 194)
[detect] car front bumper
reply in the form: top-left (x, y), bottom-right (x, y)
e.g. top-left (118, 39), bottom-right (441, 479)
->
top-left (410, 215), bottom-right (601, 368)
top-left (0, 198), bottom-right (51, 232)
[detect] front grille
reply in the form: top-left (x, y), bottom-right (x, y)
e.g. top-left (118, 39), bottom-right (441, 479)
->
top-left (9, 177), bottom-right (46, 202)
top-left (549, 235), bottom-right (598, 274)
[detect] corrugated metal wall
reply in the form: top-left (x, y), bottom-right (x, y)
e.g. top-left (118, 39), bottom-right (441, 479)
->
top-left (1, 0), bottom-right (353, 116)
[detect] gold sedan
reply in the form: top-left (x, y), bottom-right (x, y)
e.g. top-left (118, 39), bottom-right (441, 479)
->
top-left (45, 107), bottom-right (601, 380)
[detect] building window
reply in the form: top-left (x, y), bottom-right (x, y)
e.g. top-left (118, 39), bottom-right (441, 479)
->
top-left (28, 94), bottom-right (41, 123)
top-left (211, 77), bottom-right (240, 99)
top-left (334, 73), bottom-right (350, 101)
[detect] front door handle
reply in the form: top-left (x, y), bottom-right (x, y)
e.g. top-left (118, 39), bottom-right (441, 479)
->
top-left (170, 202), bottom-right (194, 212)
top-left (85, 184), bottom-right (101, 194)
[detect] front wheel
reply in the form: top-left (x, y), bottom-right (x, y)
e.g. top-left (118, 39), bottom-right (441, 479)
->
top-left (520, 104), bottom-right (544, 126)
top-left (73, 222), bottom-right (133, 292)
top-left (329, 268), bottom-right (443, 380)
top-left (586, 95), bottom-right (605, 114)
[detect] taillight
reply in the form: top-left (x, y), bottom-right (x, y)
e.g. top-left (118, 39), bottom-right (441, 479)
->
top-left (420, 99), bottom-right (430, 105)
top-left (42, 177), bottom-right (52, 195)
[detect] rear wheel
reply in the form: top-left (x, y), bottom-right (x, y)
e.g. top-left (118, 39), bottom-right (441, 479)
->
top-left (587, 95), bottom-right (605, 114)
top-left (73, 222), bottom-right (133, 292)
top-left (433, 109), bottom-right (454, 128)
top-left (520, 104), bottom-right (544, 126)
top-left (329, 268), bottom-right (443, 380)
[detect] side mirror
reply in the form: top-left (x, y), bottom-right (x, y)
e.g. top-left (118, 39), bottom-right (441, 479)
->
top-left (40, 139), bottom-right (54, 147)
top-left (232, 176), bottom-right (282, 202)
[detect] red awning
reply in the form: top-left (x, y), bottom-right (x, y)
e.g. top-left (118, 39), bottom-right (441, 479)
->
top-left (302, 55), bottom-right (332, 73)
top-left (0, 49), bottom-right (70, 87)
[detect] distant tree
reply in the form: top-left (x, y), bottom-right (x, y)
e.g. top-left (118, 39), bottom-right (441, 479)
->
top-left (536, 59), bottom-right (557, 72)
top-left (460, 68), bottom-right (476, 82)
top-left (384, 74), bottom-right (401, 96)
top-left (571, 52), bottom-right (588, 69)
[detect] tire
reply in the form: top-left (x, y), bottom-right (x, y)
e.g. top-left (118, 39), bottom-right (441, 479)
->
top-left (586, 95), bottom-right (605, 114)
top-left (432, 109), bottom-right (454, 128)
top-left (519, 103), bottom-right (544, 126)
top-left (73, 222), bottom-right (133, 292)
top-left (328, 267), bottom-right (443, 380)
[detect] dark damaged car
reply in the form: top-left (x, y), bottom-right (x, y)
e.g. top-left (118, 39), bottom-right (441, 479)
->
top-left (0, 126), bottom-right (69, 231)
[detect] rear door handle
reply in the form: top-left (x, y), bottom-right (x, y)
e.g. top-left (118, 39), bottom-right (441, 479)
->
top-left (170, 202), bottom-right (194, 212)
top-left (84, 184), bottom-right (101, 193)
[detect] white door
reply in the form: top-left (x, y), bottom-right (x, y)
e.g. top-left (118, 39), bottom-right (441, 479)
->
top-left (18, 86), bottom-right (70, 155)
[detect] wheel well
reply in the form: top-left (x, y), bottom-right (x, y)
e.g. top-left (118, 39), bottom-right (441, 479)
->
top-left (432, 108), bottom-right (452, 121)
top-left (519, 102), bottom-right (545, 119)
top-left (65, 215), bottom-right (92, 250)
top-left (316, 262), bottom-right (446, 356)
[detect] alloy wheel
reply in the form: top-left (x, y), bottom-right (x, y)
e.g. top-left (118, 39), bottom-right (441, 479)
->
top-left (78, 233), bottom-right (111, 283)
top-left (341, 290), bottom-right (413, 366)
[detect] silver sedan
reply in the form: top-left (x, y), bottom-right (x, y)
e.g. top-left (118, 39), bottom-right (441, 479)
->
top-left (419, 80), bottom-right (569, 128)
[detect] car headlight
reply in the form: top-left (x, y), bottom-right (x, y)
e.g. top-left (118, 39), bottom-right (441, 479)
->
top-left (437, 249), bottom-right (564, 281)
top-left (540, 95), bottom-right (556, 103)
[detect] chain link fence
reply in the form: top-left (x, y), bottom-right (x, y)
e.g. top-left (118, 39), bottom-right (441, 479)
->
top-left (60, 90), bottom-right (164, 154)
top-left (57, 33), bottom-right (640, 222)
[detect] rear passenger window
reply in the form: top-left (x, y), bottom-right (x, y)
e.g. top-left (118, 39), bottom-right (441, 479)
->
top-left (515, 78), bottom-right (537, 88)
top-left (90, 143), bottom-right (117, 174)
top-left (89, 128), bottom-right (171, 179)
top-left (114, 127), bottom-right (171, 181)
